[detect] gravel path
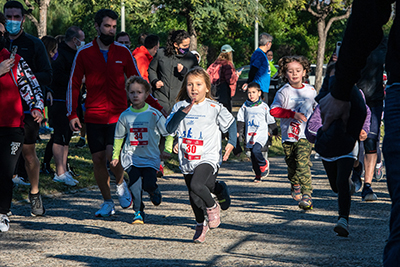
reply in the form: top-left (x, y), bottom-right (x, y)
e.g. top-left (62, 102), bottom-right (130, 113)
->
top-left (0, 156), bottom-right (390, 266)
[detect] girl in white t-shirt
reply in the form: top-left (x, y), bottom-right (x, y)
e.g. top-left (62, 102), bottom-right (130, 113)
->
top-left (111, 76), bottom-right (169, 224)
top-left (166, 67), bottom-right (237, 243)
top-left (270, 56), bottom-right (317, 210)
top-left (237, 82), bottom-right (276, 182)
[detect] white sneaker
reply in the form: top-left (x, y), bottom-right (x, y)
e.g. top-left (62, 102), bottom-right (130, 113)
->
top-left (53, 173), bottom-right (77, 186)
top-left (12, 175), bottom-right (30, 186)
top-left (95, 201), bottom-right (115, 217)
top-left (65, 171), bottom-right (79, 184)
top-left (0, 214), bottom-right (10, 232)
top-left (116, 180), bottom-right (132, 209)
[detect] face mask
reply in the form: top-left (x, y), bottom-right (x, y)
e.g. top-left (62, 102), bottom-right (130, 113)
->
top-left (51, 51), bottom-right (58, 61)
top-left (6, 20), bottom-right (22, 36)
top-left (99, 32), bottom-right (114, 46)
top-left (76, 40), bottom-right (85, 50)
top-left (178, 47), bottom-right (189, 55)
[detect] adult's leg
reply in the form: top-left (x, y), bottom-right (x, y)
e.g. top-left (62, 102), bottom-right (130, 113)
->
top-left (22, 144), bottom-right (40, 195)
top-left (43, 136), bottom-right (54, 165)
top-left (335, 158), bottom-right (355, 220)
top-left (322, 160), bottom-right (339, 193)
top-left (382, 85), bottom-right (400, 265)
top-left (53, 144), bottom-right (68, 176)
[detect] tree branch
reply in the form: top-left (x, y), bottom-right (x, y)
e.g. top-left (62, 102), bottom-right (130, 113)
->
top-left (306, 3), bottom-right (322, 18)
top-left (324, 6), bottom-right (352, 36)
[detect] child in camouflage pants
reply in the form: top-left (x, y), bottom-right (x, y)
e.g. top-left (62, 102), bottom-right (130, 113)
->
top-left (270, 55), bottom-right (316, 210)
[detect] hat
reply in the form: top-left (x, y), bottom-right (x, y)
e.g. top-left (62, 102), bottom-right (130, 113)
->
top-left (221, 44), bottom-right (234, 53)
top-left (315, 85), bottom-right (367, 157)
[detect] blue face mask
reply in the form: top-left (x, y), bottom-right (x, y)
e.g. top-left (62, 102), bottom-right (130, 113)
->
top-left (6, 20), bottom-right (22, 36)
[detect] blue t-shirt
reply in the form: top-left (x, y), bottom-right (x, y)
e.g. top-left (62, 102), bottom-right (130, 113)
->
top-left (250, 48), bottom-right (271, 93)
top-left (100, 49), bottom-right (108, 62)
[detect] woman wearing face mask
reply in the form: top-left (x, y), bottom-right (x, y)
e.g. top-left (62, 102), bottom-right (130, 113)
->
top-left (148, 30), bottom-right (198, 115)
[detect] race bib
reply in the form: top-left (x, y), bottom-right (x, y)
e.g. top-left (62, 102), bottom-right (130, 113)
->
top-left (130, 127), bottom-right (148, 146)
top-left (182, 138), bottom-right (203, 160)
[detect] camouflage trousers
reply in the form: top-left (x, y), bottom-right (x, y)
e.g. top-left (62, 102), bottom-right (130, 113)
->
top-left (282, 138), bottom-right (313, 196)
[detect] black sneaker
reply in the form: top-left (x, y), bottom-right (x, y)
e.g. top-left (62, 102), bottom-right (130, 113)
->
top-left (41, 163), bottom-right (55, 175)
top-left (67, 163), bottom-right (80, 177)
top-left (29, 192), bottom-right (45, 216)
top-left (362, 183), bottom-right (377, 201)
top-left (75, 137), bottom-right (86, 148)
top-left (351, 164), bottom-right (362, 193)
top-left (216, 181), bottom-right (231, 210)
top-left (150, 188), bottom-right (162, 206)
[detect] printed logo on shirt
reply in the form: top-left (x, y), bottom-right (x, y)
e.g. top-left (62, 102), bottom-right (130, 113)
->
top-left (10, 142), bottom-right (21, 155)
top-left (116, 61), bottom-right (122, 63)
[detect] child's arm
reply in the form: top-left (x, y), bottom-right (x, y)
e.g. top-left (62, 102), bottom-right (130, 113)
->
top-left (166, 99), bottom-right (195, 134)
top-left (111, 117), bottom-right (127, 167)
top-left (236, 105), bottom-right (245, 141)
top-left (223, 120), bottom-right (237, 161)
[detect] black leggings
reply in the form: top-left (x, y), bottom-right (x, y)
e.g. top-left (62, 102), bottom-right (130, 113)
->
top-left (184, 163), bottom-right (217, 223)
top-left (322, 158), bottom-right (355, 220)
top-left (0, 128), bottom-right (24, 214)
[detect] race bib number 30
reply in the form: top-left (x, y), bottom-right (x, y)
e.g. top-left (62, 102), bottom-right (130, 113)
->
top-left (182, 138), bottom-right (203, 160)
top-left (130, 127), bottom-right (149, 146)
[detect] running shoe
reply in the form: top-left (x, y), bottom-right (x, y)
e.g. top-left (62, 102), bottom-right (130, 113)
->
top-left (40, 163), bottom-right (55, 175)
top-left (12, 175), bottom-right (30, 186)
top-left (116, 180), bottom-right (133, 209)
top-left (157, 164), bottom-right (164, 178)
top-left (375, 162), bottom-right (384, 181)
top-left (53, 173), bottom-right (78, 186)
top-left (291, 184), bottom-right (302, 201)
top-left (65, 171), bottom-right (79, 185)
top-left (254, 175), bottom-right (262, 183)
top-left (216, 181), bottom-right (231, 210)
top-left (193, 223), bottom-right (209, 243)
top-left (67, 163), bottom-right (80, 178)
top-left (149, 188), bottom-right (162, 206)
top-left (75, 137), bottom-right (86, 148)
top-left (29, 192), bottom-right (45, 216)
top-left (362, 184), bottom-right (378, 201)
top-left (260, 159), bottom-right (270, 178)
top-left (206, 202), bottom-right (221, 229)
top-left (334, 217), bottom-right (349, 237)
top-left (0, 214), bottom-right (10, 232)
top-left (132, 211), bottom-right (144, 224)
top-left (298, 194), bottom-right (313, 210)
top-left (95, 201), bottom-right (115, 217)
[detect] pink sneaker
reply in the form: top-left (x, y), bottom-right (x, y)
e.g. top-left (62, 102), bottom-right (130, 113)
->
top-left (193, 224), bottom-right (209, 243)
top-left (206, 202), bottom-right (221, 229)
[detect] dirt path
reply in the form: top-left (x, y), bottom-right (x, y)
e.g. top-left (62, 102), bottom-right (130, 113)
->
top-left (0, 156), bottom-right (390, 266)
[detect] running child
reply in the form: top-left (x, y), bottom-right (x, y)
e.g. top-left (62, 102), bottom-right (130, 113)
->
top-left (111, 76), bottom-right (169, 224)
top-left (237, 82), bottom-right (277, 183)
top-left (270, 55), bottom-right (317, 210)
top-left (166, 67), bottom-right (236, 243)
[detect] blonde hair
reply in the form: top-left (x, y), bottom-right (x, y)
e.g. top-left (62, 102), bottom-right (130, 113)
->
top-left (176, 67), bottom-right (214, 102)
top-left (278, 55), bottom-right (311, 83)
top-left (125, 76), bottom-right (151, 93)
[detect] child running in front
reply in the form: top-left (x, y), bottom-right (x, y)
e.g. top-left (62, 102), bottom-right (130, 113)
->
top-left (166, 67), bottom-right (236, 243)
top-left (270, 55), bottom-right (317, 210)
top-left (237, 82), bottom-right (277, 183)
top-left (111, 76), bottom-right (169, 224)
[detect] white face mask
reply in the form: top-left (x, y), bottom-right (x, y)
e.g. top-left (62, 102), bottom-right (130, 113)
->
top-left (76, 40), bottom-right (85, 50)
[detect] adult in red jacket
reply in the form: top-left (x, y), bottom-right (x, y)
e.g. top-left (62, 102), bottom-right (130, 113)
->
top-left (132, 34), bottom-right (159, 82)
top-left (0, 11), bottom-right (44, 231)
top-left (67, 9), bottom-right (140, 217)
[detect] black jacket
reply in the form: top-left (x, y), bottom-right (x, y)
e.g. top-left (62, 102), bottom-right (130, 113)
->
top-left (332, 0), bottom-right (394, 101)
top-left (51, 42), bottom-right (77, 100)
top-left (148, 48), bottom-right (198, 114)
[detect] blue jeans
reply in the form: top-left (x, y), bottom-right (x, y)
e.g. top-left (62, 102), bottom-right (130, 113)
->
top-left (383, 85), bottom-right (400, 266)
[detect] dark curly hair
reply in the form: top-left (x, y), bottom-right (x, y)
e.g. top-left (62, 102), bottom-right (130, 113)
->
top-left (165, 30), bottom-right (190, 57)
top-left (278, 55), bottom-right (310, 84)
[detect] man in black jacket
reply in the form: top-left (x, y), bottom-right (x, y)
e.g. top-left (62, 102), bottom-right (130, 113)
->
top-left (50, 26), bottom-right (85, 186)
top-left (318, 1), bottom-right (398, 265)
top-left (4, 1), bottom-right (52, 216)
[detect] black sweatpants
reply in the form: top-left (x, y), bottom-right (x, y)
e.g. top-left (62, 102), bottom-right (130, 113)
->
top-left (184, 163), bottom-right (217, 223)
top-left (0, 128), bottom-right (24, 214)
top-left (322, 158), bottom-right (355, 220)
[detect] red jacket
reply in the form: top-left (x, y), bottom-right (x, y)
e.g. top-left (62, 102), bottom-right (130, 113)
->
top-left (132, 46), bottom-right (152, 82)
top-left (207, 59), bottom-right (238, 97)
top-left (67, 40), bottom-right (162, 124)
top-left (0, 48), bottom-right (43, 127)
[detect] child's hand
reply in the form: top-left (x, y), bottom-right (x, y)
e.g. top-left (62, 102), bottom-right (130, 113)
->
top-left (294, 112), bottom-right (307, 122)
top-left (110, 159), bottom-right (119, 167)
top-left (161, 151), bottom-right (171, 160)
top-left (359, 129), bottom-right (367, 141)
top-left (223, 143), bottom-right (234, 161)
top-left (182, 98), bottom-right (195, 114)
top-left (237, 132), bottom-right (239, 137)
top-left (173, 143), bottom-right (179, 154)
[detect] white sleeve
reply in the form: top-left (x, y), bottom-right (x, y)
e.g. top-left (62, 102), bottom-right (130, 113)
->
top-left (114, 113), bottom-right (128, 139)
top-left (236, 105), bottom-right (245, 122)
top-left (156, 114), bottom-right (170, 137)
top-left (217, 105), bottom-right (235, 133)
top-left (270, 86), bottom-right (287, 110)
top-left (264, 105), bottom-right (276, 124)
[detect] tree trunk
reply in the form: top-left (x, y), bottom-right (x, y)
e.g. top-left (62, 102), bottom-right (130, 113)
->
top-left (38, 0), bottom-right (50, 38)
top-left (186, 15), bottom-right (197, 51)
top-left (315, 19), bottom-right (327, 91)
